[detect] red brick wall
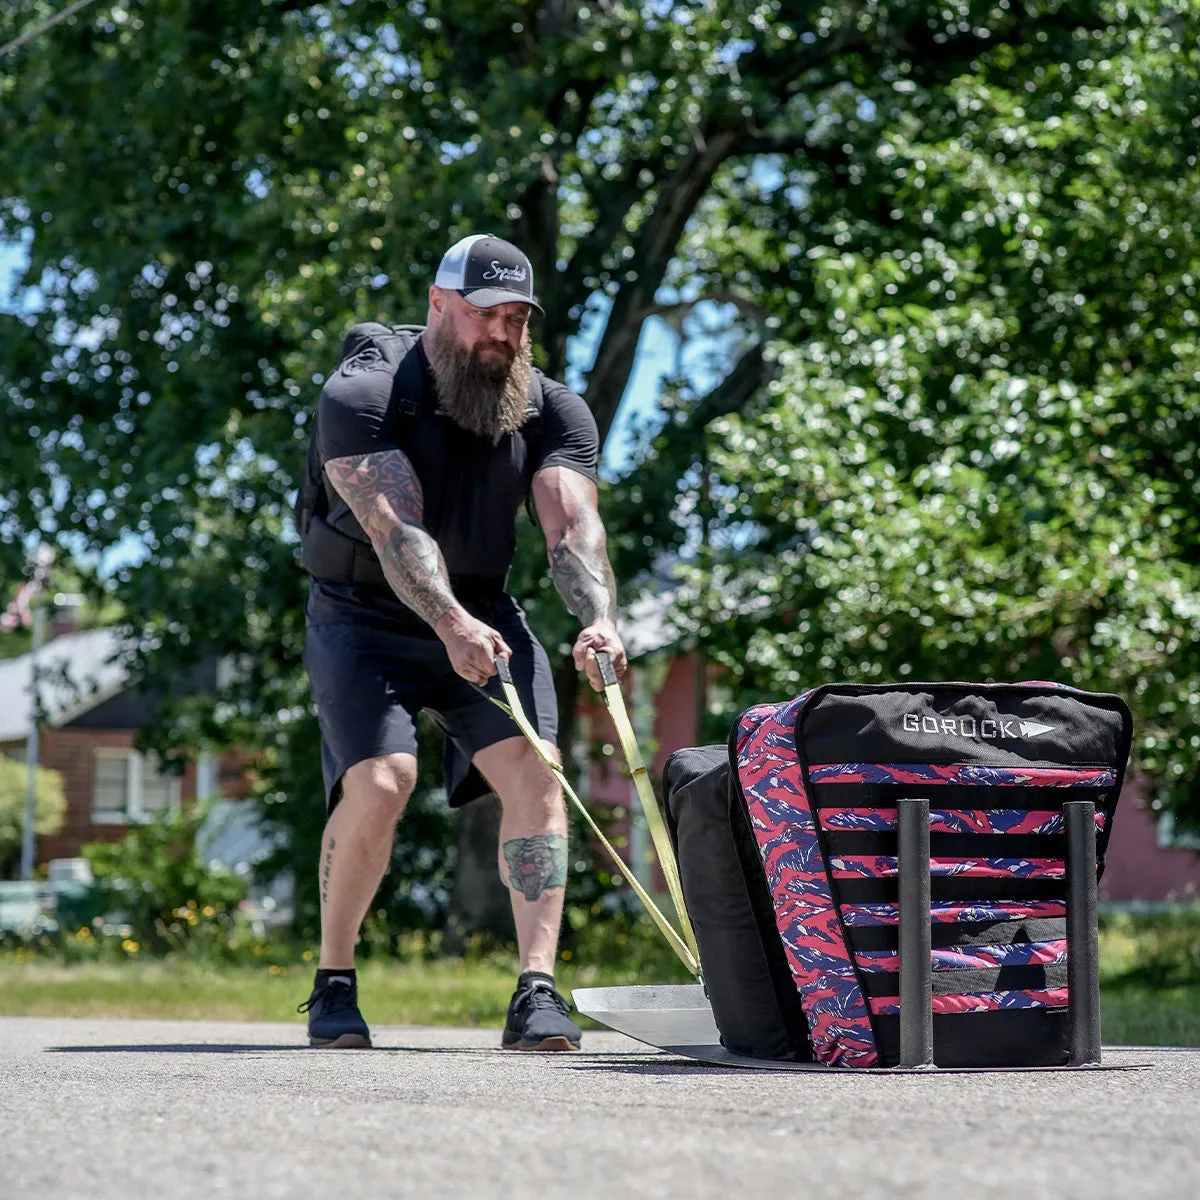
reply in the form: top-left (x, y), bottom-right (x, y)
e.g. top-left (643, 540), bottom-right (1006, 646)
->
top-left (216, 747), bottom-right (256, 802)
top-left (1101, 779), bottom-right (1200, 903)
top-left (32, 728), bottom-right (199, 863)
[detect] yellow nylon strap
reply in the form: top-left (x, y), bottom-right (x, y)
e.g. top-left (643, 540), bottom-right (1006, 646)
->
top-left (594, 653), bottom-right (700, 967)
top-left (490, 658), bottom-right (699, 977)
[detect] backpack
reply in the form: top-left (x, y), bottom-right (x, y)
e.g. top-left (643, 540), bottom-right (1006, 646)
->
top-left (293, 322), bottom-right (543, 587)
top-left (662, 681), bottom-right (1132, 1068)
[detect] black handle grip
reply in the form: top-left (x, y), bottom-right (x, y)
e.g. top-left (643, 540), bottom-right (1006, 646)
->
top-left (595, 651), bottom-right (619, 688)
top-left (495, 656), bottom-right (514, 685)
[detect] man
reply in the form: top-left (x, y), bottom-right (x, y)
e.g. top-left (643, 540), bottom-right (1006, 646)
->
top-left (296, 233), bottom-right (627, 1051)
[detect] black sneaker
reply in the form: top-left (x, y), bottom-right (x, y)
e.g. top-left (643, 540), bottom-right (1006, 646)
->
top-left (501, 973), bottom-right (582, 1051)
top-left (298, 974), bottom-right (372, 1049)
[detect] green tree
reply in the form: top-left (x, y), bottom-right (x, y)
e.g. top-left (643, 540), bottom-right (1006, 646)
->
top-left (2, 1), bottom-right (1193, 933)
top-left (645, 7), bottom-right (1200, 816)
top-left (0, 757), bottom-right (66, 876)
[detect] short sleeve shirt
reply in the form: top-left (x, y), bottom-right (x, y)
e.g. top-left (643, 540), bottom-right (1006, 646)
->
top-left (311, 328), bottom-right (597, 606)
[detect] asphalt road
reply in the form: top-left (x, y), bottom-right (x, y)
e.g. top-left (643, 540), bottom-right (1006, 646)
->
top-left (1, 1017), bottom-right (1196, 1199)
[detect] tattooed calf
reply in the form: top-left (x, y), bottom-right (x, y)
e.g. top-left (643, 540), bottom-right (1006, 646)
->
top-left (503, 834), bottom-right (568, 902)
top-left (321, 837), bottom-right (336, 908)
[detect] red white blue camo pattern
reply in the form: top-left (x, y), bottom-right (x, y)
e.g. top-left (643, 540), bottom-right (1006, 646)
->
top-left (830, 856), bottom-right (1066, 880)
top-left (810, 763), bottom-right (1116, 788)
top-left (735, 699), bottom-right (880, 1067)
top-left (855, 940), bottom-right (1068, 972)
top-left (820, 808), bottom-right (1109, 835)
top-left (871, 989), bottom-right (1069, 1015)
top-left (734, 694), bottom-right (1114, 1066)
top-left (840, 900), bottom-right (1067, 926)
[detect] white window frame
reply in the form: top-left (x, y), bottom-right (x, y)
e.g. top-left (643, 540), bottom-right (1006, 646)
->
top-left (1157, 811), bottom-right (1200, 853)
top-left (91, 748), bottom-right (182, 825)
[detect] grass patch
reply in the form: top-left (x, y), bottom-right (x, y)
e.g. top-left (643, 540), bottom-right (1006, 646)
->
top-left (1097, 905), bottom-right (1200, 1046)
top-left (1102, 986), bottom-right (1200, 1048)
top-left (2, 908), bottom-right (1196, 1045)
top-left (0, 958), bottom-right (520, 1026)
top-left (0, 918), bottom-right (695, 1029)
top-left (0, 953), bottom-right (692, 1031)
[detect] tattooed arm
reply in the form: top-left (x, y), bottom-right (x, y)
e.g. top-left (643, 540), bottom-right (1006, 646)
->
top-left (323, 449), bottom-right (510, 683)
top-left (324, 450), bottom-right (455, 624)
top-left (532, 466), bottom-right (628, 688)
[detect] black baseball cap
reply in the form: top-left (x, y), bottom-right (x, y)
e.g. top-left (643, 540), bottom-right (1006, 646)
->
top-left (434, 234), bottom-right (543, 314)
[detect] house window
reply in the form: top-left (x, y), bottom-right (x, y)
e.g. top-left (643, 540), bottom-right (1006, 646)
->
top-left (1157, 812), bottom-right (1200, 853)
top-left (92, 749), bottom-right (181, 824)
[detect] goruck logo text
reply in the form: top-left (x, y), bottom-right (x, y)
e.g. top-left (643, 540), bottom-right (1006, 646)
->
top-left (903, 714), bottom-right (1057, 740)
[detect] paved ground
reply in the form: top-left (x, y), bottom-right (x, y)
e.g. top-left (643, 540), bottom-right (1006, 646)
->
top-left (1, 1017), bottom-right (1196, 1199)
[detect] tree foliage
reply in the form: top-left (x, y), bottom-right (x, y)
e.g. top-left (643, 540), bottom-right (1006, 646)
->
top-left (0, 757), bottom-right (65, 869)
top-left (0, 0), bottom-right (1196, 927)
top-left (647, 8), bottom-right (1200, 814)
top-left (83, 803), bottom-right (246, 947)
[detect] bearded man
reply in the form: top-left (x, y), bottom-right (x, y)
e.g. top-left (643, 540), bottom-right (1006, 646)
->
top-left (294, 234), bottom-right (627, 1051)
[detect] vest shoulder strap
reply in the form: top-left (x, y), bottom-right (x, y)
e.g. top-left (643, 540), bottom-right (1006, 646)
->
top-left (295, 324), bottom-right (428, 541)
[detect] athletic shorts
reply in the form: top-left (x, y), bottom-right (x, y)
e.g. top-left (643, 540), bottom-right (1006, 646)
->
top-left (303, 592), bottom-right (559, 811)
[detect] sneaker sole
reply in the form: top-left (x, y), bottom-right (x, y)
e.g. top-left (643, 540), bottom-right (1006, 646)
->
top-left (309, 1033), bottom-right (372, 1049)
top-left (501, 1035), bottom-right (581, 1052)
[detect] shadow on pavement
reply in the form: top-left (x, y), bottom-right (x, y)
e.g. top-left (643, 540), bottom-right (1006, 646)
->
top-left (45, 1043), bottom-right (544, 1055)
top-left (43, 1045), bottom-right (763, 1071)
top-left (564, 1058), bottom-right (752, 1076)
top-left (46, 1044), bottom-right (311, 1054)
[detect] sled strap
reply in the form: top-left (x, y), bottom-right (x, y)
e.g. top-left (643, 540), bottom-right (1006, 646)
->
top-left (594, 652), bottom-right (700, 968)
top-left (489, 656), bottom-right (699, 977)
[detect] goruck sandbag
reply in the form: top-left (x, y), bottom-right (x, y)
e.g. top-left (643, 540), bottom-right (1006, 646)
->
top-left (663, 682), bottom-right (1132, 1068)
top-left (664, 747), bottom-right (813, 1061)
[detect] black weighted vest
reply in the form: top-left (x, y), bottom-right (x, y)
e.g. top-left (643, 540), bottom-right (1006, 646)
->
top-left (293, 323), bottom-right (542, 589)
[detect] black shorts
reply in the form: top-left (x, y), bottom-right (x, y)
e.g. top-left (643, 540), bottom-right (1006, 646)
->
top-left (303, 591), bottom-right (559, 811)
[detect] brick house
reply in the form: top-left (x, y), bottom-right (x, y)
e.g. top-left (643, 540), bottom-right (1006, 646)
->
top-left (0, 625), bottom-right (243, 870)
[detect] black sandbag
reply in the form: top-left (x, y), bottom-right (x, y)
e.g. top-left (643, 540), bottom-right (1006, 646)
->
top-left (663, 746), bottom-right (812, 1061)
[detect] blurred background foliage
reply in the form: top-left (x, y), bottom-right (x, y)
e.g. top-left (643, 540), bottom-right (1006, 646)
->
top-left (0, 758), bottom-right (65, 877)
top-left (1, 1), bottom-right (1197, 951)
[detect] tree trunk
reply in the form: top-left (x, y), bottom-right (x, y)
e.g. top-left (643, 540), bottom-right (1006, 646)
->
top-left (554, 654), bottom-right (582, 761)
top-left (443, 793), bottom-right (514, 950)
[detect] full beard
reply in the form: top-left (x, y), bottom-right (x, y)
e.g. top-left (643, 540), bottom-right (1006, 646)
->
top-left (427, 320), bottom-right (533, 439)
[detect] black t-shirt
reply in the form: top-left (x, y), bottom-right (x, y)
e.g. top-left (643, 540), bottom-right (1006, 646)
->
top-left (307, 327), bottom-right (597, 624)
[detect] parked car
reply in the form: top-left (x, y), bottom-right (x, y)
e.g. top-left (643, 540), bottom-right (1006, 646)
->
top-left (45, 857), bottom-right (104, 929)
top-left (0, 880), bottom-right (49, 934)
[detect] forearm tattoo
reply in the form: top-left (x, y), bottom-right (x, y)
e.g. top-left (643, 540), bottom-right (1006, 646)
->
top-left (379, 523), bottom-right (457, 627)
top-left (324, 450), bottom-right (457, 626)
top-left (503, 835), bottom-right (568, 902)
top-left (549, 501), bottom-right (618, 627)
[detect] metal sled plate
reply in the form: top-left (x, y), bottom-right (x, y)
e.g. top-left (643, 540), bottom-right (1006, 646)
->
top-left (572, 985), bottom-right (722, 1048)
top-left (572, 985), bottom-right (1149, 1074)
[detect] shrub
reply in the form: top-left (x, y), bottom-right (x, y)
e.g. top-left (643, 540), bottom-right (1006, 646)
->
top-left (0, 757), bottom-right (65, 873)
top-left (82, 804), bottom-right (246, 951)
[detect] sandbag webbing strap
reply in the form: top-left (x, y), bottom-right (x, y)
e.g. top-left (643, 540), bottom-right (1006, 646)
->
top-left (595, 652), bottom-right (700, 967)
top-left (490, 656), bottom-right (699, 977)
